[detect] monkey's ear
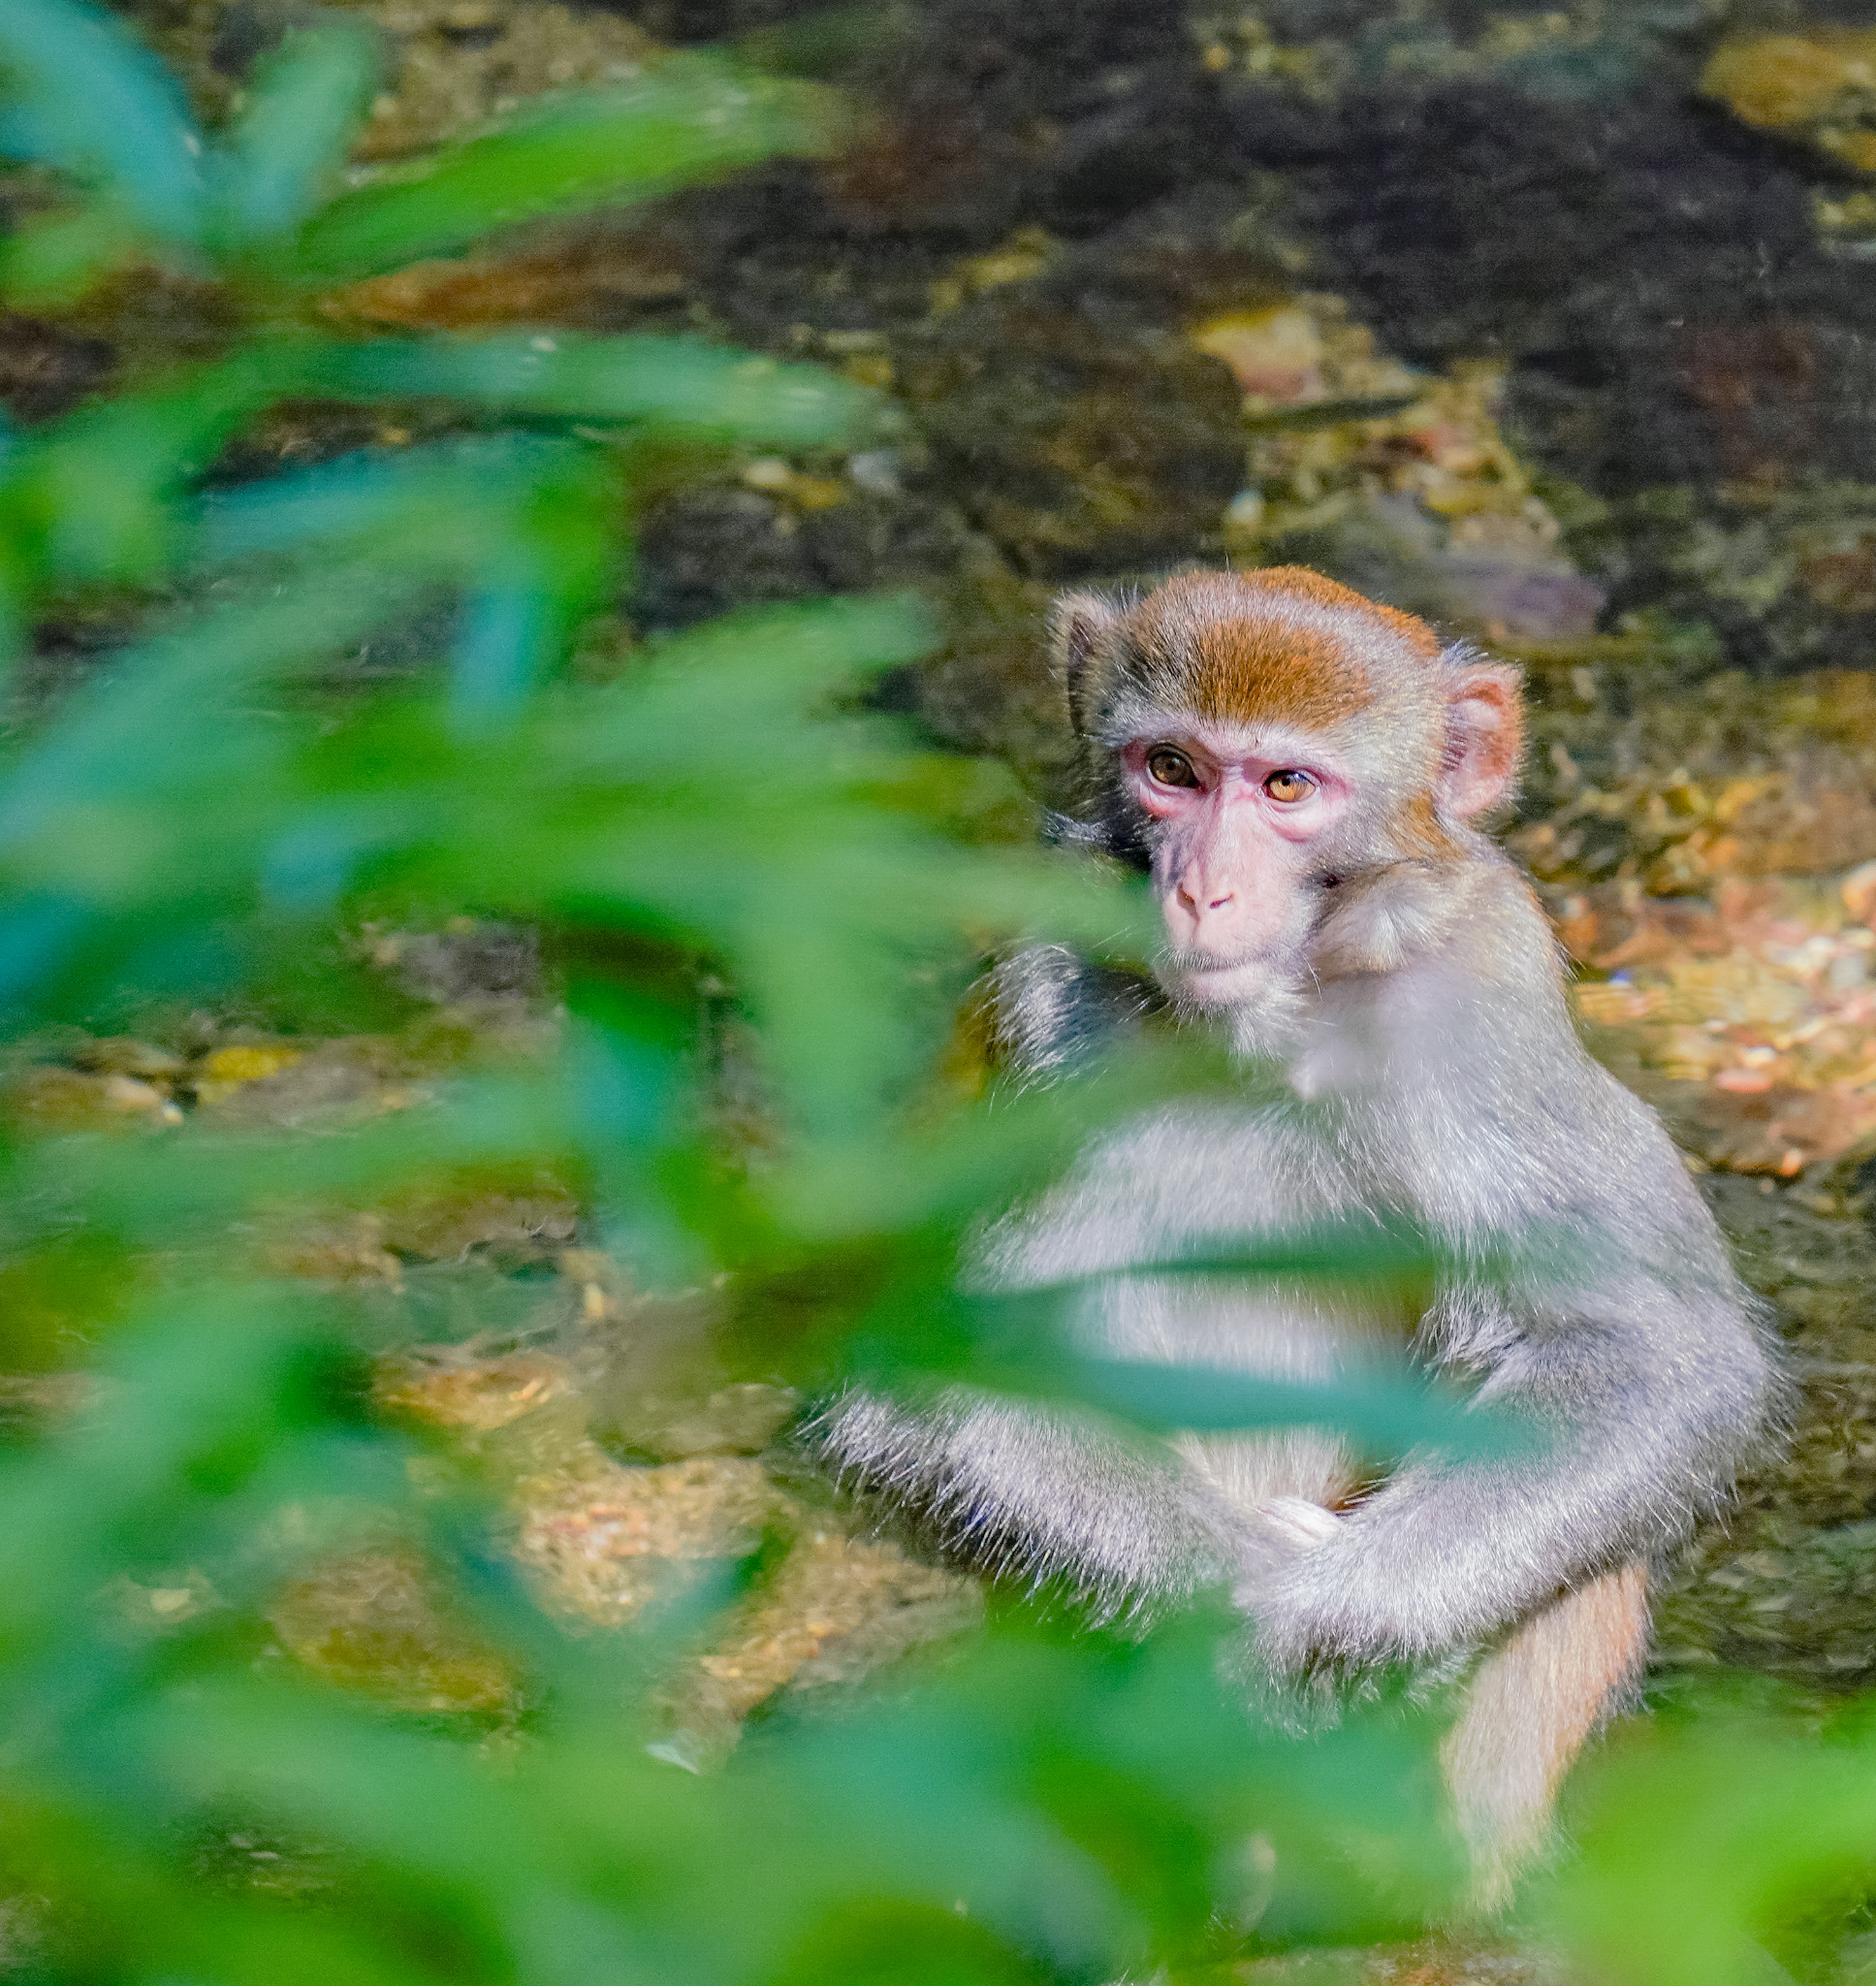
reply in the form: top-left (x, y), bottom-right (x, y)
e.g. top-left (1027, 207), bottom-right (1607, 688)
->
top-left (1050, 591), bottom-right (1124, 737)
top-left (1440, 662), bottom-right (1524, 818)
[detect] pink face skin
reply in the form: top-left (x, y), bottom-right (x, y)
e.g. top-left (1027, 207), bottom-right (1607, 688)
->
top-left (1120, 716), bottom-right (1350, 1009)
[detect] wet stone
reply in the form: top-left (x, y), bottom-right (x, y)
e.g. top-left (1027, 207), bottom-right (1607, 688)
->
top-left (366, 919), bottom-right (542, 1006)
top-left (0, 311), bottom-right (116, 422)
top-left (376, 1346), bottom-right (582, 1436)
top-left (140, 0), bottom-right (655, 148)
top-left (635, 478), bottom-right (982, 631)
top-left (905, 282), bottom-right (1249, 582)
top-left (512, 1448), bottom-right (778, 1628)
top-left (269, 1545), bottom-right (515, 1714)
top-left (658, 1526), bottom-right (983, 1767)
top-left (606, 1382), bottom-right (799, 1460)
top-left (4, 1065), bottom-right (180, 1132)
top-left (375, 1177), bottom-right (580, 1265)
top-left (63, 1036), bottom-right (186, 1079)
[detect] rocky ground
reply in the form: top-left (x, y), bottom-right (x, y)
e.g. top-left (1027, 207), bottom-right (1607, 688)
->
top-left (17, 0), bottom-right (1876, 1971)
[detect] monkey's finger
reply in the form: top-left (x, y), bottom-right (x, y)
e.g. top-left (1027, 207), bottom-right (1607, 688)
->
top-left (1259, 1496), bottom-right (1344, 1549)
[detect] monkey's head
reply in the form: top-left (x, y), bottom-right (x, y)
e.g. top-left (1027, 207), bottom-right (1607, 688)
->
top-left (1054, 567), bottom-right (1523, 1018)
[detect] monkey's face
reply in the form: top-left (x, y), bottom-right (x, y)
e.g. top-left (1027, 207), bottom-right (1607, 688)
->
top-left (1055, 568), bottom-right (1526, 1013)
top-left (1120, 715), bottom-right (1347, 1009)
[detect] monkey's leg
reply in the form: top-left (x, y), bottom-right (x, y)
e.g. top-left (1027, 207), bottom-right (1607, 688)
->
top-left (1440, 1560), bottom-right (1650, 1914)
top-left (813, 1388), bottom-right (1243, 1614)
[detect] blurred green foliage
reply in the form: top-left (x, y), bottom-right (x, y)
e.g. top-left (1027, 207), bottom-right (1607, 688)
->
top-left (0, 4), bottom-right (1873, 1983)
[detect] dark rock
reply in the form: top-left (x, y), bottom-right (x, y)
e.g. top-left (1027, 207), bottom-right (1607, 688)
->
top-left (0, 313), bottom-right (113, 423)
top-left (635, 482), bottom-right (982, 629)
top-left (390, 924), bottom-right (541, 1006)
top-left (1207, 70), bottom-right (1876, 669)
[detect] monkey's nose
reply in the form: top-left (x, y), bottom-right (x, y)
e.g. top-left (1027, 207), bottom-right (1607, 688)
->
top-left (1177, 881), bottom-right (1235, 916)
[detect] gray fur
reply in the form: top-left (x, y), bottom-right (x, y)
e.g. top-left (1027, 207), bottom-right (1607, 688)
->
top-left (812, 577), bottom-right (1779, 1714)
top-left (980, 943), bottom-right (1159, 1083)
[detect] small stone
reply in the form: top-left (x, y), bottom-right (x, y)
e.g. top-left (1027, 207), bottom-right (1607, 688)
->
top-left (738, 458), bottom-right (848, 510)
top-left (194, 1042), bottom-right (304, 1102)
top-left (7, 1067), bottom-right (170, 1132)
top-left (66, 1037), bottom-right (184, 1078)
top-left (270, 1548), bottom-right (513, 1712)
top-left (611, 1383), bottom-right (798, 1460)
top-left (101, 1074), bottom-right (166, 1114)
top-left (377, 1350), bottom-right (579, 1434)
top-left (847, 450), bottom-right (902, 496)
top-left (1223, 489), bottom-right (1267, 544)
top-left (1192, 305), bottom-right (1325, 403)
top-left (514, 1452), bottom-right (777, 1626)
top-left (1703, 32), bottom-right (1876, 134)
top-left (1843, 859), bottom-right (1876, 924)
top-left (1702, 32), bottom-right (1876, 173)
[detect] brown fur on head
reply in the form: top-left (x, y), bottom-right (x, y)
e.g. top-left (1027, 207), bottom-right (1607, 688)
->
top-left (1057, 567), bottom-right (1437, 735)
top-left (1052, 566), bottom-right (1523, 859)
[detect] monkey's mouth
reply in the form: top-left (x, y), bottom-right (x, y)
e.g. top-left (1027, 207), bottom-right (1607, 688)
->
top-left (1158, 948), bottom-right (1287, 1007)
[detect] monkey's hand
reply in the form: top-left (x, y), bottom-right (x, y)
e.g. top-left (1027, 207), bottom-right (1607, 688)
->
top-left (1261, 1496), bottom-right (1344, 1549)
top-left (1238, 1492), bottom-right (1502, 1682)
top-left (1224, 1498), bottom-right (1352, 1727)
top-left (1228, 1496), bottom-right (1343, 1603)
top-left (1235, 1287), bottom-right (1776, 1680)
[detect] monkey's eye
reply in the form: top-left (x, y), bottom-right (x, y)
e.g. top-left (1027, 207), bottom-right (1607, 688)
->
top-left (1146, 747), bottom-right (1198, 788)
top-left (1263, 769), bottom-right (1318, 804)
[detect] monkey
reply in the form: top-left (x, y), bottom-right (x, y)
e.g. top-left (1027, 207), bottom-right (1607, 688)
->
top-left (814, 566), bottom-right (1780, 1909)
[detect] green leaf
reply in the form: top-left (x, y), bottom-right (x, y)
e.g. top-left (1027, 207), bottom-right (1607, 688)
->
top-left (1071, 1356), bottom-right (1536, 1461)
top-left (0, 0), bottom-right (206, 241)
top-left (0, 330), bottom-right (865, 602)
top-left (557, 593), bottom-right (939, 761)
top-left (214, 24), bottom-right (380, 246)
top-left (288, 58), bottom-right (847, 282)
top-left (0, 198), bottom-right (143, 307)
top-left (1542, 1703), bottom-right (1876, 1986)
top-left (0, 564), bottom-right (419, 854)
top-left (193, 434), bottom-right (624, 722)
top-left (306, 334), bottom-right (880, 444)
top-left (196, 432), bottom-right (588, 566)
top-left (1, 346), bottom-right (315, 584)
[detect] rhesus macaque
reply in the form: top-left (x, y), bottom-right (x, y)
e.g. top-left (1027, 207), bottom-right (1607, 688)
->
top-left (817, 567), bottom-right (1778, 1906)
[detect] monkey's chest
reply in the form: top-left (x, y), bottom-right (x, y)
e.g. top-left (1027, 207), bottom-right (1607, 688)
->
top-left (1007, 1098), bottom-right (1446, 1384)
top-left (1065, 1270), bottom-right (1424, 1384)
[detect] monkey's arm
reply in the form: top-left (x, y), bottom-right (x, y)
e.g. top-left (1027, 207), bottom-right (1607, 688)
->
top-left (1242, 1287), bottom-right (1777, 1671)
top-left (811, 1387), bottom-right (1244, 1615)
